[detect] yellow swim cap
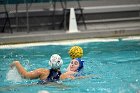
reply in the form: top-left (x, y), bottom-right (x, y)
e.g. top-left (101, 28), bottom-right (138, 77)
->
top-left (68, 46), bottom-right (83, 59)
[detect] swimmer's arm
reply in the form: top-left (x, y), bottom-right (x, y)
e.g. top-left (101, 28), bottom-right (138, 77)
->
top-left (60, 72), bottom-right (75, 80)
top-left (11, 61), bottom-right (49, 80)
top-left (60, 73), bottom-right (90, 80)
top-left (62, 74), bottom-right (97, 82)
top-left (75, 74), bottom-right (97, 80)
top-left (60, 73), bottom-right (67, 80)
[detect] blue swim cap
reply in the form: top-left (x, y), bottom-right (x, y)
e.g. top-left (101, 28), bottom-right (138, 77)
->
top-left (75, 58), bottom-right (84, 72)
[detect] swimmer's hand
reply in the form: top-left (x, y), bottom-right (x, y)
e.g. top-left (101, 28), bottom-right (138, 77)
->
top-left (10, 61), bottom-right (19, 69)
top-left (66, 71), bottom-right (75, 79)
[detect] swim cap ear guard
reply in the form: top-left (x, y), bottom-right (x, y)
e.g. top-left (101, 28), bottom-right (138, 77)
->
top-left (49, 54), bottom-right (63, 69)
top-left (75, 58), bottom-right (84, 72)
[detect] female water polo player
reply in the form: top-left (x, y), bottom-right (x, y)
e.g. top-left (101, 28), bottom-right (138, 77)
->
top-left (59, 46), bottom-right (84, 79)
top-left (60, 58), bottom-right (84, 80)
top-left (10, 54), bottom-right (63, 82)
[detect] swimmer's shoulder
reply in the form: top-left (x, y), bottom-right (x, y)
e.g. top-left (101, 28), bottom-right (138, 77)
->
top-left (35, 68), bottom-right (50, 80)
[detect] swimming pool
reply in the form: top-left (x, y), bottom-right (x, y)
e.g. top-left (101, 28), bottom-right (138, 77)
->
top-left (0, 38), bottom-right (140, 93)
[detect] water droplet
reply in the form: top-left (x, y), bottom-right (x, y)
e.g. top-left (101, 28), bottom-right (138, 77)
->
top-left (136, 79), bottom-right (139, 82)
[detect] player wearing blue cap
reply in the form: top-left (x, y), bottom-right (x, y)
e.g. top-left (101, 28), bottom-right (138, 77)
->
top-left (60, 58), bottom-right (84, 80)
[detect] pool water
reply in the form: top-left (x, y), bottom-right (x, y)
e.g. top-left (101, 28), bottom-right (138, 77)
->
top-left (0, 40), bottom-right (140, 93)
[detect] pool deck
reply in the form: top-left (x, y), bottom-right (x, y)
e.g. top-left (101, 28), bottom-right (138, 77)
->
top-left (1, 20), bottom-right (140, 45)
top-left (0, 0), bottom-right (140, 45)
top-left (0, 19), bottom-right (140, 45)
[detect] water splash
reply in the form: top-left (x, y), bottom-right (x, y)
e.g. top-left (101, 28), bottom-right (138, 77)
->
top-left (38, 90), bottom-right (50, 93)
top-left (6, 67), bottom-right (22, 82)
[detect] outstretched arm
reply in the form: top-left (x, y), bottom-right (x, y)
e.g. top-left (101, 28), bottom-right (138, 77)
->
top-left (11, 61), bottom-right (50, 80)
top-left (60, 71), bottom-right (76, 80)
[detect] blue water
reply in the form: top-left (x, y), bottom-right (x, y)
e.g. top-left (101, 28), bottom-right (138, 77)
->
top-left (0, 40), bottom-right (140, 93)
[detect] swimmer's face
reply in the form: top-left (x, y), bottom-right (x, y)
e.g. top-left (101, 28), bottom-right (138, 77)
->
top-left (69, 59), bottom-right (80, 72)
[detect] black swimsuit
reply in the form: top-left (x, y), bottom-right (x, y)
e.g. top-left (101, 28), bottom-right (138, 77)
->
top-left (38, 69), bottom-right (61, 84)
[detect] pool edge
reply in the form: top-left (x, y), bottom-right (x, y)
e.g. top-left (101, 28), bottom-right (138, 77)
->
top-left (0, 35), bottom-right (140, 49)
